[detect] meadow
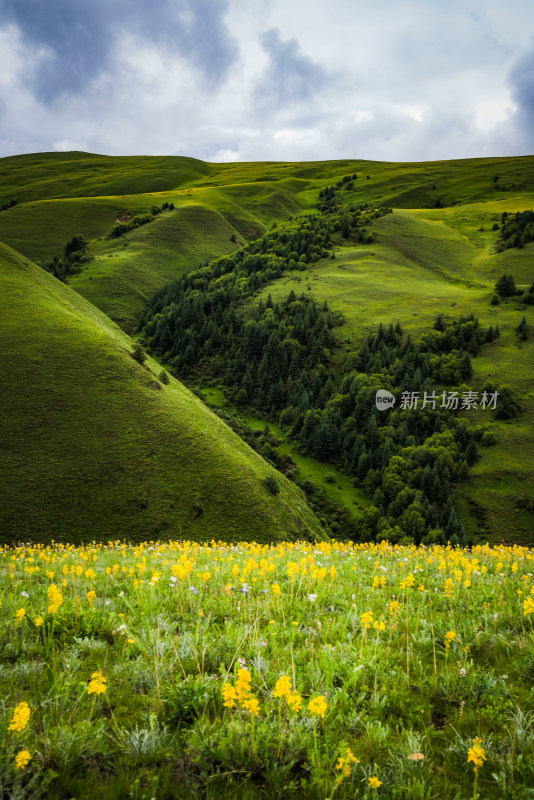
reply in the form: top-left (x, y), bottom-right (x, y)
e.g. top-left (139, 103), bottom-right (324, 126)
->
top-left (1, 539), bottom-right (533, 799)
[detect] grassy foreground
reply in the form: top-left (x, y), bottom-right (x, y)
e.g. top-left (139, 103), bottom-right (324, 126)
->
top-left (1, 539), bottom-right (533, 799)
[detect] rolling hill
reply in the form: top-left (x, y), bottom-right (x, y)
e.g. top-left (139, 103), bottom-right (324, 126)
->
top-left (0, 240), bottom-right (323, 544)
top-left (0, 150), bottom-right (533, 546)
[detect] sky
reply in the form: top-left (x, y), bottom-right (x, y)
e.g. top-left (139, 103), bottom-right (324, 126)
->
top-left (0, 0), bottom-right (533, 163)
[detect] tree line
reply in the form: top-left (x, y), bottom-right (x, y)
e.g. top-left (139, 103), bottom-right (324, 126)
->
top-left (495, 210), bottom-right (534, 251)
top-left (110, 202), bottom-right (174, 239)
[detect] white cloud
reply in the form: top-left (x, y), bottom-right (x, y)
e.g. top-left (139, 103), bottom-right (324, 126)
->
top-left (0, 0), bottom-right (532, 161)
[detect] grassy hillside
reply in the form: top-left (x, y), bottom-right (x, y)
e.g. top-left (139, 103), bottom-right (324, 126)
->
top-left (0, 241), bottom-right (324, 545)
top-left (0, 150), bottom-right (533, 545)
top-left (252, 204), bottom-right (534, 544)
top-left (0, 152), bottom-right (532, 333)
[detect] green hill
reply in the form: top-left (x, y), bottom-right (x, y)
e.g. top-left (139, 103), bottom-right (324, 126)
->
top-left (250, 204), bottom-right (534, 545)
top-left (0, 241), bottom-right (323, 544)
top-left (0, 150), bottom-right (533, 546)
top-left (0, 152), bottom-right (532, 334)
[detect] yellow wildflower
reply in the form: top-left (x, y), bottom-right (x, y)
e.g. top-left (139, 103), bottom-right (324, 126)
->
top-left (287, 691), bottom-right (302, 713)
top-left (273, 675), bottom-right (292, 700)
top-left (336, 746), bottom-right (359, 782)
top-left (467, 737), bottom-right (486, 772)
top-left (308, 695), bottom-right (327, 719)
top-left (9, 701), bottom-right (30, 732)
top-left (236, 668), bottom-right (252, 704)
top-left (222, 683), bottom-right (237, 708)
top-left (243, 695), bottom-right (260, 715)
top-left (88, 670), bottom-right (107, 695)
top-left (523, 596), bottom-right (534, 616)
top-left (361, 611), bottom-right (373, 630)
top-left (369, 776), bottom-right (382, 788)
top-left (15, 749), bottom-right (31, 771)
top-left (34, 615), bottom-right (43, 627)
top-left (271, 583), bottom-right (281, 596)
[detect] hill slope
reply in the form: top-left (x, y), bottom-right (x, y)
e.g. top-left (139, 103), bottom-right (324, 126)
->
top-left (0, 241), bottom-right (323, 544)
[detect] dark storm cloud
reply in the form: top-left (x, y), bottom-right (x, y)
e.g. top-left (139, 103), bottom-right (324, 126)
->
top-left (0, 0), bottom-right (238, 101)
top-left (254, 27), bottom-right (328, 108)
top-left (508, 43), bottom-right (534, 149)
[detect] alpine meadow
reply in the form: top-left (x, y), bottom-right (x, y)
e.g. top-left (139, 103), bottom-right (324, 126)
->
top-left (1, 150), bottom-right (533, 799)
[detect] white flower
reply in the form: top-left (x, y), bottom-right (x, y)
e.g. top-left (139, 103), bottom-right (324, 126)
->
top-left (460, 668), bottom-right (466, 678)
top-left (308, 594), bottom-right (317, 602)
top-left (21, 591), bottom-right (29, 598)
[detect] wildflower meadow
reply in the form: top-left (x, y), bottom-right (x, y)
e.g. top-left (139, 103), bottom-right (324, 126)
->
top-left (1, 539), bottom-right (533, 799)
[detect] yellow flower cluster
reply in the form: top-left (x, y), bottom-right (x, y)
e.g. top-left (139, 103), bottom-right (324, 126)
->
top-left (361, 610), bottom-right (385, 631)
top-left (223, 668), bottom-right (260, 716)
top-left (335, 746), bottom-right (359, 783)
top-left (308, 695), bottom-right (328, 719)
top-left (467, 737), bottom-right (486, 772)
top-left (272, 675), bottom-right (303, 712)
top-left (88, 670), bottom-right (107, 695)
top-left (8, 701), bottom-right (31, 732)
top-left (15, 749), bottom-right (31, 770)
top-left (47, 583), bottom-right (63, 614)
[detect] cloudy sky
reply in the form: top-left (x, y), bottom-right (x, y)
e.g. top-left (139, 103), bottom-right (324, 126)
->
top-left (0, 0), bottom-right (533, 162)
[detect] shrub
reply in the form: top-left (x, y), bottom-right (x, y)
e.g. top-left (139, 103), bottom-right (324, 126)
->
top-left (495, 274), bottom-right (516, 298)
top-left (264, 475), bottom-right (280, 495)
top-left (132, 343), bottom-right (147, 365)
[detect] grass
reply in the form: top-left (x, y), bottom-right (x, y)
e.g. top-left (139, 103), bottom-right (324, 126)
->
top-left (200, 390), bottom-right (370, 523)
top-left (1, 538), bottom-right (533, 799)
top-left (238, 412), bottom-right (370, 521)
top-left (0, 241), bottom-right (323, 545)
top-left (70, 201), bottom-right (245, 333)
